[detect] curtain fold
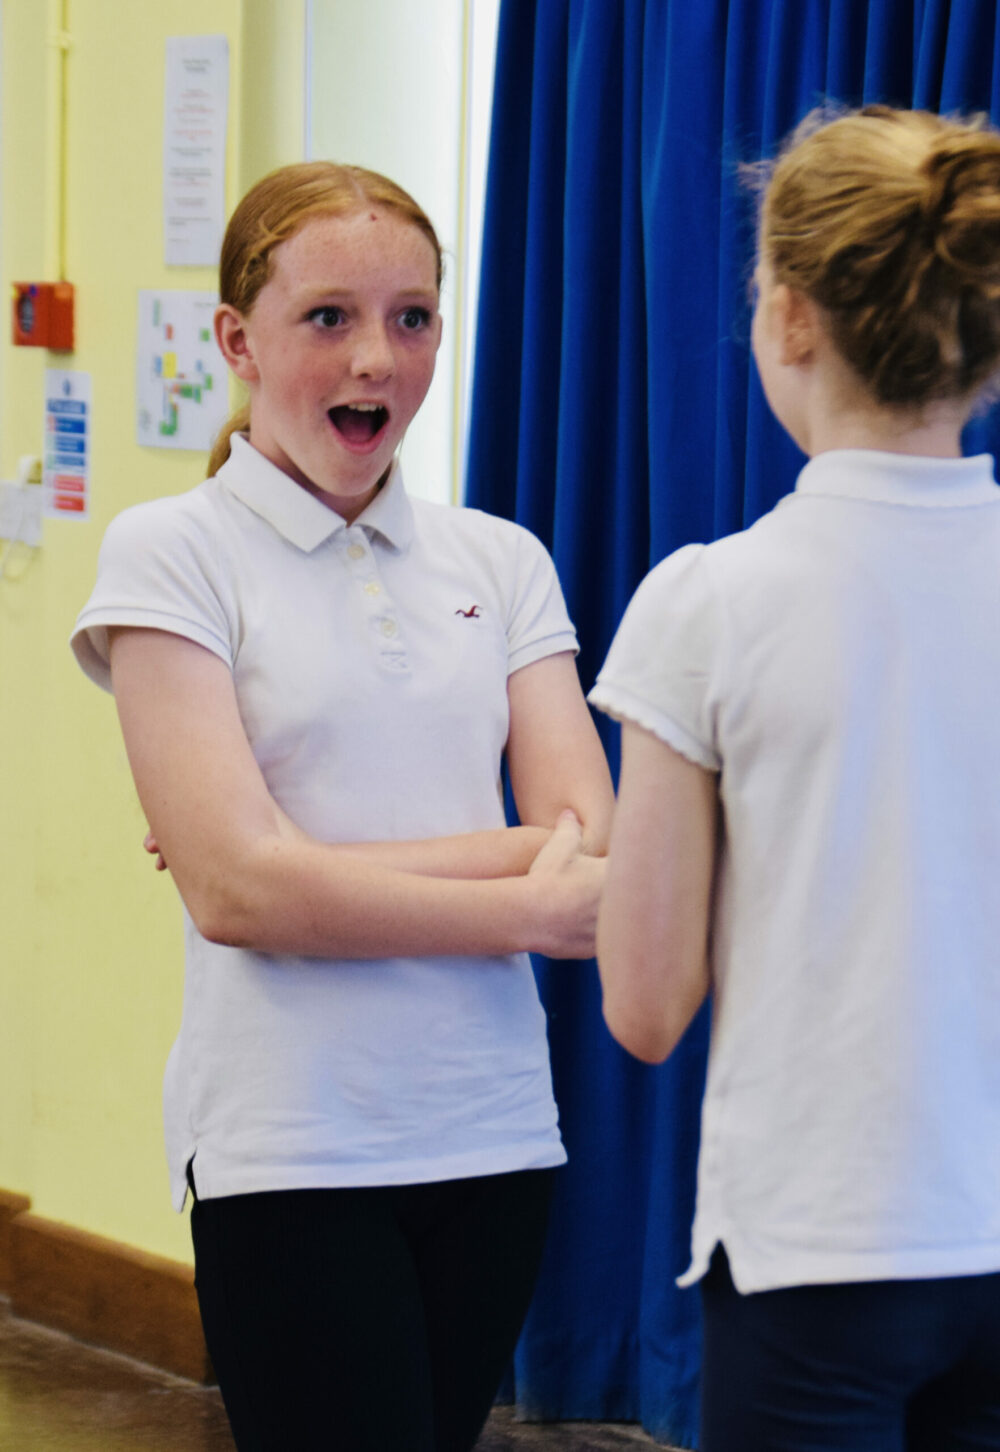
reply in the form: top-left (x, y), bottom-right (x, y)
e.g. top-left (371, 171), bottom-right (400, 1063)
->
top-left (466, 3), bottom-right (1000, 1444)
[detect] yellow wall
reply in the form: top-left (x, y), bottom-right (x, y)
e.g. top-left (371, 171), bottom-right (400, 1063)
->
top-left (0, 0), bottom-right (303, 1263)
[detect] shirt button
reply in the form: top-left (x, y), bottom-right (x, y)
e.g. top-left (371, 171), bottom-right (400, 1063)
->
top-left (347, 543), bottom-right (366, 560)
top-left (380, 619), bottom-right (398, 637)
top-left (364, 582), bottom-right (381, 596)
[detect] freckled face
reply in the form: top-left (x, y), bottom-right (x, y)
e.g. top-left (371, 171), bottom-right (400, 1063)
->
top-left (224, 209), bottom-right (442, 521)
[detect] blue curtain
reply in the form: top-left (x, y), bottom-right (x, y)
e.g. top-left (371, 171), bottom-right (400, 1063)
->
top-left (466, 2), bottom-right (1000, 1446)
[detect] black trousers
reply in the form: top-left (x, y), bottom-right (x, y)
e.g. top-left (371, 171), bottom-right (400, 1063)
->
top-left (189, 1168), bottom-right (554, 1452)
top-left (700, 1246), bottom-right (1000, 1451)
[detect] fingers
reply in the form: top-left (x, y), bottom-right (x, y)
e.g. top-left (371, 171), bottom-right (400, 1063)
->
top-left (528, 809), bottom-right (583, 876)
top-left (555, 807), bottom-right (582, 831)
top-left (541, 854), bottom-right (606, 958)
top-left (143, 829), bottom-right (168, 872)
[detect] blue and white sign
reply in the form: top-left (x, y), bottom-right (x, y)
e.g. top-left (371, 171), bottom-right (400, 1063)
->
top-left (44, 370), bottom-right (91, 518)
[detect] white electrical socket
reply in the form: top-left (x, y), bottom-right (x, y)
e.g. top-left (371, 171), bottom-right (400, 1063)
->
top-left (16, 454), bottom-right (42, 487)
top-left (0, 478), bottom-right (43, 547)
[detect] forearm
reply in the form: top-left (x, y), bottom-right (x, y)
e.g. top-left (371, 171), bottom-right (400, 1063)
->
top-left (183, 830), bottom-right (587, 960)
top-left (108, 630), bottom-right (598, 961)
top-left (596, 723), bottom-right (717, 1062)
top-left (319, 826), bottom-right (550, 879)
top-left (267, 792), bottom-right (550, 879)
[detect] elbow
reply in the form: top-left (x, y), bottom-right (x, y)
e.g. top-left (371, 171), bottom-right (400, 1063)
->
top-left (601, 995), bottom-right (677, 1064)
top-left (189, 898), bottom-right (253, 949)
top-left (182, 875), bottom-right (263, 950)
top-left (164, 831), bottom-right (295, 950)
top-left (598, 953), bottom-right (709, 1065)
top-left (194, 908), bottom-right (252, 948)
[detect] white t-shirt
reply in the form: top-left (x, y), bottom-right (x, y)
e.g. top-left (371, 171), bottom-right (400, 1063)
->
top-left (590, 449), bottom-right (1000, 1294)
top-left (73, 435), bottom-right (575, 1209)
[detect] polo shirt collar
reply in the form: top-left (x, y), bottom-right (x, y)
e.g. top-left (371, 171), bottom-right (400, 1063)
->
top-left (795, 448), bottom-right (999, 508)
top-left (217, 433), bottom-right (415, 552)
top-left (356, 454), bottom-right (415, 549)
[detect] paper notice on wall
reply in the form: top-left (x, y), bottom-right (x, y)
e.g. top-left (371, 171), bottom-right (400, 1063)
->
top-left (163, 35), bottom-right (229, 266)
top-left (136, 290), bottom-right (229, 452)
top-left (44, 370), bottom-right (91, 518)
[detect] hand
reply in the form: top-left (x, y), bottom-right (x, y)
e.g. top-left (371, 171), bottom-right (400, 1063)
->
top-left (526, 810), bottom-right (606, 959)
top-left (143, 830), bottom-right (169, 872)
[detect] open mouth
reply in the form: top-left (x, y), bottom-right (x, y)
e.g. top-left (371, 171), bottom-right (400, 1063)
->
top-left (328, 403), bottom-right (389, 446)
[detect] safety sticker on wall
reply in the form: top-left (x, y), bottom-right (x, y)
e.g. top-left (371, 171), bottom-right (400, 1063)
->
top-left (44, 369), bottom-right (91, 518)
top-left (136, 290), bottom-right (229, 452)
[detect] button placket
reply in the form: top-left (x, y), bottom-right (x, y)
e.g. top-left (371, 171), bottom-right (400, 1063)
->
top-left (340, 526), bottom-right (408, 670)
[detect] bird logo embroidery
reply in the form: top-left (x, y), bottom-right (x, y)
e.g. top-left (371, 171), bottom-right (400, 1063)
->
top-left (456, 604), bottom-right (482, 618)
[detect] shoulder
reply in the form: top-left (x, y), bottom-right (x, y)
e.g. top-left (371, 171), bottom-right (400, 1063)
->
top-left (624, 541), bottom-right (715, 622)
top-left (100, 478), bottom-right (225, 554)
top-left (409, 499), bottom-right (560, 584)
top-left (639, 505), bottom-right (803, 605)
top-left (602, 544), bottom-right (721, 691)
top-left (619, 503), bottom-right (802, 618)
top-left (410, 497), bottom-right (544, 549)
top-left (592, 542), bottom-right (723, 767)
top-left (73, 480), bottom-right (238, 690)
top-left (95, 479), bottom-right (239, 592)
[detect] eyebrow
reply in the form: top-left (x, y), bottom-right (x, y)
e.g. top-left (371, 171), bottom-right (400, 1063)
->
top-left (296, 285), bottom-right (439, 303)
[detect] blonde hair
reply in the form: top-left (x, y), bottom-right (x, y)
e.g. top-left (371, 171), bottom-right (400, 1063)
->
top-left (208, 162), bottom-right (443, 475)
top-left (756, 105), bottom-right (1000, 408)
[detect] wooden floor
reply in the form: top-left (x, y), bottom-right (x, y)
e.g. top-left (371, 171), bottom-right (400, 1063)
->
top-left (0, 1298), bottom-right (670, 1450)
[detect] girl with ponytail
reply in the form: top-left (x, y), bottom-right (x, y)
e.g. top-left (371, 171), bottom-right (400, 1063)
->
top-left (72, 161), bottom-right (612, 1451)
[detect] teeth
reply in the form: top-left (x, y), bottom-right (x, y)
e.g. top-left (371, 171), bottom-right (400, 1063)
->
top-left (349, 403), bottom-right (382, 412)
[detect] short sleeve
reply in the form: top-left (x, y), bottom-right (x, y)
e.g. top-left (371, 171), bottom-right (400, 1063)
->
top-left (70, 495), bottom-right (236, 693)
top-left (588, 543), bottom-right (723, 770)
top-left (503, 523), bottom-right (578, 674)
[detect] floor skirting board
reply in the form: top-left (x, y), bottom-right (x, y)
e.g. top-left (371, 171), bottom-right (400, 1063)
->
top-left (0, 1187), bottom-right (212, 1383)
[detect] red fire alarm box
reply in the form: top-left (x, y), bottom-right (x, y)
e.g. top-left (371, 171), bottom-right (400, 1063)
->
top-left (12, 282), bottom-right (75, 351)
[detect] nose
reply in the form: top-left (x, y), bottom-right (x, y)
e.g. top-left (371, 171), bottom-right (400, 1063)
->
top-left (350, 320), bottom-right (395, 381)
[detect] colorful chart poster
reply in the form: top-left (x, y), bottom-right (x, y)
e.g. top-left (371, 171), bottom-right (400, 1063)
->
top-left (163, 35), bottom-right (229, 266)
top-left (44, 370), bottom-right (91, 519)
top-left (136, 290), bottom-right (229, 452)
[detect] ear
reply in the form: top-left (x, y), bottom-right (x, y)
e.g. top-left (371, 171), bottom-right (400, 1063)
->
top-left (214, 304), bottom-right (259, 383)
top-left (770, 283), bottom-right (820, 367)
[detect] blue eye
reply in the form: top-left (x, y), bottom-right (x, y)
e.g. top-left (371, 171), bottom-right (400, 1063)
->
top-left (400, 307), bottom-right (432, 331)
top-left (308, 306), bottom-right (345, 328)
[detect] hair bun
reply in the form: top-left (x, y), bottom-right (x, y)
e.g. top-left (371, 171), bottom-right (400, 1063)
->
top-left (920, 136), bottom-right (1000, 289)
top-left (758, 106), bottom-right (1000, 406)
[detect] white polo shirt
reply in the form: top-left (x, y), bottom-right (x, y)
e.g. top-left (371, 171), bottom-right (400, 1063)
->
top-left (591, 449), bottom-right (1000, 1294)
top-left (73, 434), bottom-right (575, 1209)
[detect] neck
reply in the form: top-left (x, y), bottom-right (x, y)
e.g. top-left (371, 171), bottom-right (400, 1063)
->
top-left (805, 407), bottom-right (964, 459)
top-left (796, 347), bottom-right (967, 460)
